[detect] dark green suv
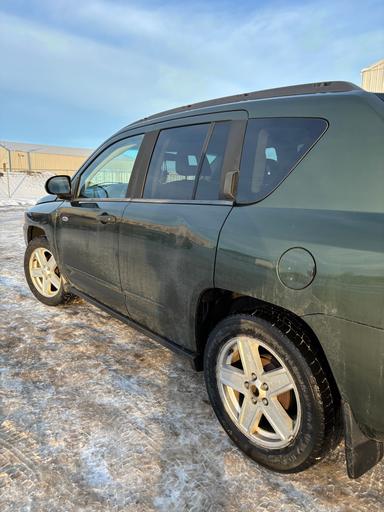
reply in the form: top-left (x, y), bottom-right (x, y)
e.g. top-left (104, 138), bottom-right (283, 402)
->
top-left (24, 81), bottom-right (384, 478)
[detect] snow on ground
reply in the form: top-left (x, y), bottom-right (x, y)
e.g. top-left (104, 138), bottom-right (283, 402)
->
top-left (0, 206), bottom-right (383, 511)
top-left (0, 199), bottom-right (37, 207)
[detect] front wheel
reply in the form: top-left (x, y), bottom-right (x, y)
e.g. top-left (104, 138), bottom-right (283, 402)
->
top-left (204, 314), bottom-right (340, 473)
top-left (24, 236), bottom-right (70, 306)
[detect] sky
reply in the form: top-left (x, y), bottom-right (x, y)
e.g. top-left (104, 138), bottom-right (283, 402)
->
top-left (0, 0), bottom-right (383, 149)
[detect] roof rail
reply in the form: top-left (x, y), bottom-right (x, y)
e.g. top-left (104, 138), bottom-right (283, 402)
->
top-left (135, 81), bottom-right (361, 124)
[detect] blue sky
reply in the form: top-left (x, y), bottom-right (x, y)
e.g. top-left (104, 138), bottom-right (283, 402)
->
top-left (0, 0), bottom-right (383, 148)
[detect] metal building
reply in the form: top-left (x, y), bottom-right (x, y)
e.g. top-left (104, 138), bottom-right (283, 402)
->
top-left (0, 140), bottom-right (92, 176)
top-left (361, 59), bottom-right (384, 92)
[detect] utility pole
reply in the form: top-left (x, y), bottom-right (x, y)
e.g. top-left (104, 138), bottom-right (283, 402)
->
top-left (27, 151), bottom-right (32, 172)
top-left (0, 143), bottom-right (11, 198)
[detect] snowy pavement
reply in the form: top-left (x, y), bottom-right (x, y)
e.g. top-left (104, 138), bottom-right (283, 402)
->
top-left (0, 206), bottom-right (383, 511)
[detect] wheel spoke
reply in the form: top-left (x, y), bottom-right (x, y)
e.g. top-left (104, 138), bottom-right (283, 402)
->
top-left (42, 277), bottom-right (51, 295)
top-left (237, 338), bottom-right (264, 377)
top-left (266, 367), bottom-right (294, 397)
top-left (35, 248), bottom-right (47, 268)
top-left (30, 268), bottom-right (44, 278)
top-left (239, 398), bottom-right (263, 433)
top-left (263, 397), bottom-right (294, 441)
top-left (47, 255), bottom-right (57, 271)
top-left (50, 274), bottom-right (61, 290)
top-left (220, 366), bottom-right (245, 393)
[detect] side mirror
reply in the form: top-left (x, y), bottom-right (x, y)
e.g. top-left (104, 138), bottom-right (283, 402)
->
top-left (45, 175), bottom-right (72, 199)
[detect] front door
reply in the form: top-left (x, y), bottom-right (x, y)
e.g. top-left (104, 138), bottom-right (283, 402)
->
top-left (119, 113), bottom-right (247, 350)
top-left (55, 134), bottom-right (144, 313)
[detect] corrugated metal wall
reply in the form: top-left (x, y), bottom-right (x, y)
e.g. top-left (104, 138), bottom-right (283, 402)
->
top-left (361, 60), bottom-right (384, 92)
top-left (30, 152), bottom-right (88, 175)
top-left (0, 148), bottom-right (89, 176)
top-left (0, 147), bottom-right (10, 172)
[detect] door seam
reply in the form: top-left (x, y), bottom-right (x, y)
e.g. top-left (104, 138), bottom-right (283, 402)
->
top-left (213, 205), bottom-right (234, 288)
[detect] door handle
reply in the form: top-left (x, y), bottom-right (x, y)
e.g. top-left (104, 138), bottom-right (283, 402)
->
top-left (96, 213), bottom-right (117, 224)
top-left (223, 170), bottom-right (239, 200)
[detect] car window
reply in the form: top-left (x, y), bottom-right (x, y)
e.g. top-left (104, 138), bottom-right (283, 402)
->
top-left (78, 134), bottom-right (144, 199)
top-left (143, 124), bottom-right (209, 200)
top-left (237, 118), bottom-right (328, 203)
top-left (195, 121), bottom-right (231, 200)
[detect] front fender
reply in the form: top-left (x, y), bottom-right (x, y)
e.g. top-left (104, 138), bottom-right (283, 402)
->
top-left (24, 200), bottom-right (63, 248)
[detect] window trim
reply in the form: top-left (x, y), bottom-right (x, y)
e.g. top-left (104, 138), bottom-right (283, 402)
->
top-left (219, 119), bottom-right (247, 200)
top-left (129, 130), bottom-right (159, 199)
top-left (69, 197), bottom-right (133, 204)
top-left (131, 198), bottom-right (233, 206)
top-left (191, 122), bottom-right (215, 199)
top-left (235, 116), bottom-right (329, 206)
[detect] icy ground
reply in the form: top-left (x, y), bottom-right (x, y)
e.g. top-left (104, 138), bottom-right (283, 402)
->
top-left (0, 206), bottom-right (383, 512)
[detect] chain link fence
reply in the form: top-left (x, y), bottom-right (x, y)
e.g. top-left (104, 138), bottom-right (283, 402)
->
top-left (0, 171), bottom-right (54, 204)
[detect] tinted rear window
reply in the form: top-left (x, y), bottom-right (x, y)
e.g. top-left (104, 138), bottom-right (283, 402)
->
top-left (237, 118), bottom-right (328, 203)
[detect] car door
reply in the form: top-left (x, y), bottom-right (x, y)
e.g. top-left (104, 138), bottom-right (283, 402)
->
top-left (119, 111), bottom-right (247, 351)
top-left (54, 134), bottom-right (144, 313)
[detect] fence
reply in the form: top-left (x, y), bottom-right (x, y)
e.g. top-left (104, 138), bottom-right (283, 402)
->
top-left (0, 171), bottom-right (53, 201)
top-left (91, 168), bottom-right (132, 186)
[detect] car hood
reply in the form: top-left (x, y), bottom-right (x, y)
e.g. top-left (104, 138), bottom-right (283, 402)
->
top-left (36, 194), bottom-right (58, 205)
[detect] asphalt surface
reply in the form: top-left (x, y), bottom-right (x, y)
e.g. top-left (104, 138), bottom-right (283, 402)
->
top-left (0, 206), bottom-right (383, 511)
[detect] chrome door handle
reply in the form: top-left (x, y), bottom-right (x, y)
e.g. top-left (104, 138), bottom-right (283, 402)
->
top-left (96, 213), bottom-right (117, 224)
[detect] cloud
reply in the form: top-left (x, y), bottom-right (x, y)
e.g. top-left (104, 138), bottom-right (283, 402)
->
top-left (0, 0), bottom-right (383, 144)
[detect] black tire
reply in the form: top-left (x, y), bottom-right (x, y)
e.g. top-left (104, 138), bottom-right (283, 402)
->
top-left (24, 236), bottom-right (72, 306)
top-left (204, 314), bottom-right (341, 473)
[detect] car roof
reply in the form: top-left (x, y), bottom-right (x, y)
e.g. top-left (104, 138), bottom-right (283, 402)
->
top-left (126, 81), bottom-right (361, 129)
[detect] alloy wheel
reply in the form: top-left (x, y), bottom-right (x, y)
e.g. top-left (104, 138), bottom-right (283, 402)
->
top-left (29, 247), bottom-right (62, 298)
top-left (216, 335), bottom-right (301, 449)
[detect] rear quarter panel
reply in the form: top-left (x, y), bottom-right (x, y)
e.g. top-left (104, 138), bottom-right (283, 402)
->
top-left (215, 91), bottom-right (384, 436)
top-left (216, 92), bottom-right (384, 327)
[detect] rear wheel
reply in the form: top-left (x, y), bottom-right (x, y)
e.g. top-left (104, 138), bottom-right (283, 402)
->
top-left (204, 314), bottom-right (340, 473)
top-left (24, 236), bottom-right (70, 306)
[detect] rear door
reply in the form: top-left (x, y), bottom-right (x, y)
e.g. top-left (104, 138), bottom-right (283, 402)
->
top-left (55, 134), bottom-right (144, 313)
top-left (119, 111), bottom-right (247, 350)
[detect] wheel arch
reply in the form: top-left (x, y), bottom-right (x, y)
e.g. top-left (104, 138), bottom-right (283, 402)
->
top-left (195, 287), bottom-right (340, 398)
top-left (27, 226), bottom-right (46, 243)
